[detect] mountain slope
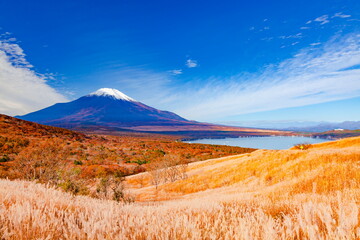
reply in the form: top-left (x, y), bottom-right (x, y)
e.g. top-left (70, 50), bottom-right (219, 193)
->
top-left (17, 88), bottom-right (287, 137)
top-left (18, 88), bottom-right (191, 128)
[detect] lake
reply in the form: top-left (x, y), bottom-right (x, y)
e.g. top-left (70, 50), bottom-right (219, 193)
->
top-left (185, 136), bottom-right (332, 150)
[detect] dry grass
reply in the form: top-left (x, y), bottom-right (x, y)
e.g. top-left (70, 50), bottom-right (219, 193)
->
top-left (0, 114), bottom-right (255, 197)
top-left (1, 137), bottom-right (360, 239)
top-left (127, 137), bottom-right (360, 200)
top-left (1, 180), bottom-right (360, 239)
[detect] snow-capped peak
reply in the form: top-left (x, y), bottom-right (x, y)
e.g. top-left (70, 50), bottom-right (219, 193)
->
top-left (88, 88), bottom-right (136, 101)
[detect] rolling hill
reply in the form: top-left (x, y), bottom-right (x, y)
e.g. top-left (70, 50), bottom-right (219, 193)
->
top-left (1, 137), bottom-right (360, 239)
top-left (0, 114), bottom-right (255, 188)
top-left (311, 129), bottom-right (360, 139)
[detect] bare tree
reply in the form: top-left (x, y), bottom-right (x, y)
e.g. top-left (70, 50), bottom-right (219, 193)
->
top-left (179, 163), bottom-right (188, 180)
top-left (149, 154), bottom-right (189, 187)
top-left (96, 176), bottom-right (111, 199)
top-left (149, 164), bottom-right (165, 189)
top-left (96, 175), bottom-right (134, 203)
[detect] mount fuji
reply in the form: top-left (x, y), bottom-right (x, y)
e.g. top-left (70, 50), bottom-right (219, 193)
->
top-left (17, 88), bottom-right (286, 137)
top-left (17, 88), bottom-right (194, 129)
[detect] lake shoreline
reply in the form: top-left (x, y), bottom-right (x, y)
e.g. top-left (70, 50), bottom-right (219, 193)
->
top-left (184, 136), bottom-right (333, 150)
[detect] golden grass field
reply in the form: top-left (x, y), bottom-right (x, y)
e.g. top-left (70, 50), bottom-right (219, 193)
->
top-left (1, 137), bottom-right (360, 239)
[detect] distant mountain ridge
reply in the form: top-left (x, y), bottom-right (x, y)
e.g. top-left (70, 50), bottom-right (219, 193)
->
top-left (284, 121), bottom-right (360, 132)
top-left (17, 88), bottom-right (192, 129)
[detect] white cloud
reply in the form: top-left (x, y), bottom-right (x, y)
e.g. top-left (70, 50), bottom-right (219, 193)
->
top-left (300, 26), bottom-right (310, 30)
top-left (0, 37), bottom-right (67, 116)
top-left (279, 33), bottom-right (303, 39)
top-left (305, 13), bottom-right (351, 28)
top-left (310, 42), bottom-right (321, 46)
top-left (261, 37), bottom-right (274, 41)
top-left (170, 33), bottom-right (360, 121)
top-left (169, 69), bottom-right (183, 75)
top-left (0, 39), bottom-right (31, 67)
top-left (333, 12), bottom-right (351, 18)
top-left (314, 15), bottom-right (330, 25)
top-left (186, 59), bottom-right (198, 68)
top-left (75, 33), bottom-right (360, 123)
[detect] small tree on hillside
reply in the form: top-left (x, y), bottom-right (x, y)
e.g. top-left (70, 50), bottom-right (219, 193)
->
top-left (294, 143), bottom-right (312, 150)
top-left (149, 154), bottom-right (189, 188)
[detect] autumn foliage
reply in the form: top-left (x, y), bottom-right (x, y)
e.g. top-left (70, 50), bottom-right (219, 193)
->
top-left (0, 114), bottom-right (254, 197)
top-left (1, 137), bottom-right (360, 239)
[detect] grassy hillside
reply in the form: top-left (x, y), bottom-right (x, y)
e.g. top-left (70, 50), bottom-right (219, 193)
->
top-left (0, 114), bottom-right (86, 139)
top-left (0, 114), bottom-right (254, 197)
top-left (126, 137), bottom-right (360, 201)
top-left (312, 129), bottom-right (360, 139)
top-left (1, 137), bottom-right (360, 239)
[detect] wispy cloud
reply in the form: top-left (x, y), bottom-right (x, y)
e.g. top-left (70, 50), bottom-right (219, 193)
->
top-left (0, 36), bottom-right (32, 68)
top-left (169, 33), bottom-right (360, 121)
top-left (305, 12), bottom-right (351, 27)
top-left (169, 69), bottom-right (183, 75)
top-left (186, 59), bottom-right (198, 68)
top-left (332, 12), bottom-right (351, 19)
top-left (0, 35), bottom-right (67, 116)
top-left (279, 33), bottom-right (303, 39)
top-left (314, 15), bottom-right (330, 25)
top-left (261, 37), bottom-right (274, 41)
top-left (60, 32), bottom-right (360, 123)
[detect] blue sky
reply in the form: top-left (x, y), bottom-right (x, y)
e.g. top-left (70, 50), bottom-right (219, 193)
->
top-left (0, 0), bottom-right (360, 126)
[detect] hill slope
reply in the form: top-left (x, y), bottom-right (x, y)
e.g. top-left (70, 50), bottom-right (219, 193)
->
top-left (0, 114), bottom-right (85, 140)
top-left (311, 129), bottom-right (360, 139)
top-left (0, 114), bottom-right (255, 187)
top-left (126, 136), bottom-right (360, 201)
top-left (1, 137), bottom-right (360, 239)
